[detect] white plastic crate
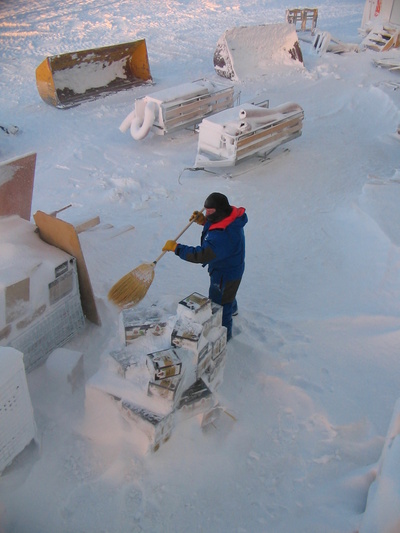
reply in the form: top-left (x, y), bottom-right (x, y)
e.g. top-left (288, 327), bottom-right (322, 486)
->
top-left (0, 347), bottom-right (36, 474)
top-left (0, 216), bottom-right (85, 372)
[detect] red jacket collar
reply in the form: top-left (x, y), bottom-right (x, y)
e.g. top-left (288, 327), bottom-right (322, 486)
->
top-left (209, 206), bottom-right (245, 230)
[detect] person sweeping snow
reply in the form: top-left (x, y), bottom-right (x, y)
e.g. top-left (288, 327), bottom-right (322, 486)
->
top-left (163, 192), bottom-right (247, 341)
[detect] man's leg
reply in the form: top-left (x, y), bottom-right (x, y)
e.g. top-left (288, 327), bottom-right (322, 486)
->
top-left (209, 276), bottom-right (241, 341)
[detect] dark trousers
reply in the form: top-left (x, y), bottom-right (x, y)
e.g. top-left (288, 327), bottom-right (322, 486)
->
top-left (209, 274), bottom-right (241, 341)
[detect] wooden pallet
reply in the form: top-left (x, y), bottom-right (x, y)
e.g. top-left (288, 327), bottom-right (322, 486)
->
top-left (362, 26), bottom-right (400, 52)
top-left (286, 7), bottom-right (318, 32)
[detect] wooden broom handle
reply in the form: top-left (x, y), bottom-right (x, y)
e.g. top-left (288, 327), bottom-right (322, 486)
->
top-left (153, 208), bottom-right (205, 264)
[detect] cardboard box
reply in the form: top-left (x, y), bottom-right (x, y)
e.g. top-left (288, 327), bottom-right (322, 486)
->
top-left (211, 328), bottom-right (227, 360)
top-left (120, 307), bottom-right (167, 344)
top-left (120, 400), bottom-right (174, 452)
top-left (178, 378), bottom-right (214, 419)
top-left (171, 318), bottom-right (204, 352)
top-left (177, 292), bottom-right (212, 323)
top-left (205, 348), bottom-right (227, 391)
top-left (148, 375), bottom-right (183, 403)
top-left (109, 349), bottom-right (140, 378)
top-left (202, 302), bottom-right (223, 337)
top-left (196, 342), bottom-right (213, 379)
top-left (146, 348), bottom-right (182, 381)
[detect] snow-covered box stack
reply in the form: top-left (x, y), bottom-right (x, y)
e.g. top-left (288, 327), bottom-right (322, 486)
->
top-left (0, 347), bottom-right (36, 474)
top-left (0, 216), bottom-right (85, 372)
top-left (85, 293), bottom-right (227, 453)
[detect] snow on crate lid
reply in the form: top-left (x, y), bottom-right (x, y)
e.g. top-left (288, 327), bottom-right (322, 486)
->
top-left (0, 215), bottom-right (73, 286)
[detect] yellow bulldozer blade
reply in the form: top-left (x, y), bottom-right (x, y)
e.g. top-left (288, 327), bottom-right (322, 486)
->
top-left (36, 39), bottom-right (152, 109)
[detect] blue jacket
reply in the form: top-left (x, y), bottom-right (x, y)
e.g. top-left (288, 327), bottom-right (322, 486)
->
top-left (175, 206), bottom-right (247, 282)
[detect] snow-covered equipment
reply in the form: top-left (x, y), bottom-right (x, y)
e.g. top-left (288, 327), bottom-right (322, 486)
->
top-left (313, 31), bottom-right (360, 55)
top-left (285, 7), bottom-right (318, 33)
top-left (373, 56), bottom-right (400, 69)
top-left (119, 79), bottom-right (234, 140)
top-left (194, 101), bottom-right (304, 168)
top-left (35, 40), bottom-right (152, 109)
top-left (213, 23), bottom-right (303, 81)
top-left (108, 210), bottom-right (204, 309)
top-left (361, 0), bottom-right (400, 34)
top-left (0, 347), bottom-right (36, 474)
top-left (0, 216), bottom-right (85, 372)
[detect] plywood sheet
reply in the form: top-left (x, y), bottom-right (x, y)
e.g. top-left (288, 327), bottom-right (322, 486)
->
top-left (0, 152), bottom-right (36, 221)
top-left (33, 210), bottom-right (101, 326)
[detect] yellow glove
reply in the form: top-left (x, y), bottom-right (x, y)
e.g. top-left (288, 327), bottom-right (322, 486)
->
top-left (190, 210), bottom-right (206, 225)
top-left (162, 240), bottom-right (177, 252)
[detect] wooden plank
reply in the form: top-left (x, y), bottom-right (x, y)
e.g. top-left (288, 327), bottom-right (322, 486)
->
top-left (0, 152), bottom-right (36, 221)
top-left (237, 128), bottom-right (302, 160)
top-left (75, 216), bottom-right (101, 234)
top-left (33, 210), bottom-right (101, 326)
top-left (163, 88), bottom-right (233, 117)
top-left (162, 92), bottom-right (234, 131)
top-left (164, 98), bottom-right (234, 131)
top-left (237, 115), bottom-right (303, 148)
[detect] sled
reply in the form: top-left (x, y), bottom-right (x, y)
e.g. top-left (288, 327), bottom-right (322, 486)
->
top-left (36, 39), bottom-right (152, 109)
top-left (119, 79), bottom-right (235, 140)
top-left (193, 101), bottom-right (304, 168)
top-left (213, 23), bottom-right (303, 81)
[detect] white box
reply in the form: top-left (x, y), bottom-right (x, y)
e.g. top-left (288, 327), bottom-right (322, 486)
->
top-left (177, 292), bottom-right (212, 323)
top-left (120, 307), bottom-right (167, 344)
top-left (0, 347), bottom-right (36, 473)
top-left (171, 318), bottom-right (204, 352)
top-left (45, 347), bottom-right (84, 393)
top-left (146, 348), bottom-right (182, 381)
top-left (202, 302), bottom-right (223, 337)
top-left (177, 378), bottom-right (215, 420)
top-left (119, 400), bottom-right (175, 452)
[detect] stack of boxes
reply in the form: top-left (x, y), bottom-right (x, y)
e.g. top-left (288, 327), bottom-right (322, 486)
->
top-left (85, 292), bottom-right (227, 453)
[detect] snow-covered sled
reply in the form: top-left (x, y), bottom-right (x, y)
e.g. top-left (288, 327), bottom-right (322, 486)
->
top-left (193, 101), bottom-right (304, 168)
top-left (119, 79), bottom-right (235, 140)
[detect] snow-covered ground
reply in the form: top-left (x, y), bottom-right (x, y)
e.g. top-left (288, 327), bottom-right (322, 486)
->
top-left (1, 0), bottom-right (400, 531)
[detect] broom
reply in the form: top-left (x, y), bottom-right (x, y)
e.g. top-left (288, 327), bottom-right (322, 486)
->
top-left (108, 209), bottom-right (204, 309)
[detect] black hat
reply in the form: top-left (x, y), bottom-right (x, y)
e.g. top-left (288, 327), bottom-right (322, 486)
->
top-left (204, 192), bottom-right (231, 214)
top-left (204, 192), bottom-right (232, 223)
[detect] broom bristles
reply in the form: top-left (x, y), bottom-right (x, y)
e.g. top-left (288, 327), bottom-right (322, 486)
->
top-left (108, 263), bottom-right (155, 308)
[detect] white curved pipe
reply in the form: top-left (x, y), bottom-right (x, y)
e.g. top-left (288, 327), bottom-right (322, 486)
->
top-left (239, 102), bottom-right (302, 120)
top-left (130, 100), bottom-right (157, 140)
top-left (119, 109), bottom-right (137, 133)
